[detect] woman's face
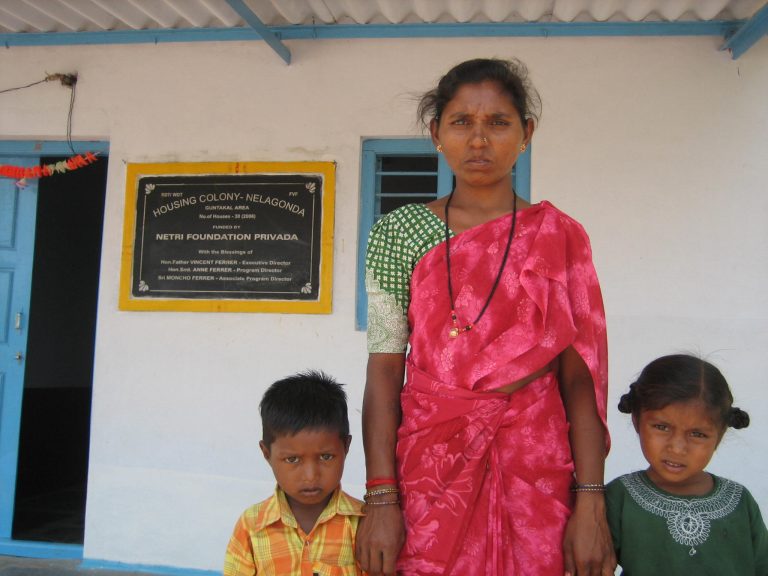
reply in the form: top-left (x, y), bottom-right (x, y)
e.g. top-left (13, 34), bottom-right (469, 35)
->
top-left (431, 80), bottom-right (533, 191)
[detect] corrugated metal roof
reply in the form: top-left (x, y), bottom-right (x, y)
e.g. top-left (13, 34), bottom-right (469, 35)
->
top-left (0, 0), bottom-right (765, 60)
top-left (0, 0), bottom-right (764, 33)
top-left (0, 0), bottom-right (761, 33)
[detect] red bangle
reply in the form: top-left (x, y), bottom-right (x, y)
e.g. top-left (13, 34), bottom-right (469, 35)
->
top-left (366, 477), bottom-right (397, 489)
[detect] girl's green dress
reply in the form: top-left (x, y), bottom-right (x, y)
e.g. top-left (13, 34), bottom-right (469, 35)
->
top-left (607, 471), bottom-right (768, 575)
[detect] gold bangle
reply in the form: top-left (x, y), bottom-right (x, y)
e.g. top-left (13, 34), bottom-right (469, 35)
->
top-left (361, 499), bottom-right (400, 513)
top-left (364, 487), bottom-right (399, 501)
top-left (365, 499), bottom-right (400, 506)
top-left (571, 483), bottom-right (606, 492)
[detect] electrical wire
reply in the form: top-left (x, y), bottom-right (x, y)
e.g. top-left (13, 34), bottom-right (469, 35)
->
top-left (0, 73), bottom-right (79, 154)
top-left (0, 78), bottom-right (49, 94)
top-left (66, 80), bottom-right (77, 155)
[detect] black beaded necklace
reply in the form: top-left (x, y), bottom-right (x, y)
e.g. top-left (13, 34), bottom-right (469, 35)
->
top-left (444, 190), bottom-right (518, 338)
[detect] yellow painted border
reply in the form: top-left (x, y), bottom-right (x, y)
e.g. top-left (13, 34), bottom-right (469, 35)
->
top-left (119, 161), bottom-right (335, 313)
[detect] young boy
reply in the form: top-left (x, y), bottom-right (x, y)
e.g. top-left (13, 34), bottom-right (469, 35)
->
top-left (223, 371), bottom-right (364, 576)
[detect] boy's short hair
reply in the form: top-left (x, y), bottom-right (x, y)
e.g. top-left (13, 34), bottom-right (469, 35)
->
top-left (260, 370), bottom-right (349, 447)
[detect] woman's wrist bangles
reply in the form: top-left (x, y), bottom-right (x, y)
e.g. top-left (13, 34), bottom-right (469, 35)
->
top-left (364, 477), bottom-right (399, 506)
top-left (571, 482), bottom-right (606, 493)
top-left (364, 486), bottom-right (399, 506)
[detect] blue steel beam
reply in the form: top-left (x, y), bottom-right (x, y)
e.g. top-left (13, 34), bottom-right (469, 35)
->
top-left (224, 0), bottom-right (290, 64)
top-left (290, 20), bottom-right (740, 39)
top-left (721, 2), bottom-right (768, 59)
top-left (0, 20), bottom-right (742, 48)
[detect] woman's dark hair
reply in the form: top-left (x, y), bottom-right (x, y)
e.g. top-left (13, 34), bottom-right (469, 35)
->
top-left (260, 370), bottom-right (349, 446)
top-left (417, 58), bottom-right (541, 130)
top-left (618, 354), bottom-right (750, 430)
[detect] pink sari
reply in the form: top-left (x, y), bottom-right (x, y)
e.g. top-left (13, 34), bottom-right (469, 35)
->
top-left (396, 202), bottom-right (608, 575)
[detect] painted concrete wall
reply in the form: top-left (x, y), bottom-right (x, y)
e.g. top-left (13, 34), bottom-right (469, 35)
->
top-left (1, 35), bottom-right (766, 571)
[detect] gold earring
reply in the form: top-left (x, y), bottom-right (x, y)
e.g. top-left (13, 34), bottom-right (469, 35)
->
top-left (436, 144), bottom-right (443, 153)
top-left (520, 144), bottom-right (527, 152)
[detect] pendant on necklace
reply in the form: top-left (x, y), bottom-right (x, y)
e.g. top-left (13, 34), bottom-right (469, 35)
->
top-left (449, 311), bottom-right (461, 338)
top-left (448, 313), bottom-right (472, 338)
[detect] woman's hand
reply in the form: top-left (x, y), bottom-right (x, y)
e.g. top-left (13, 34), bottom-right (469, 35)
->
top-left (358, 353), bottom-right (406, 575)
top-left (562, 493), bottom-right (616, 576)
top-left (356, 502), bottom-right (405, 576)
top-left (558, 345), bottom-right (615, 575)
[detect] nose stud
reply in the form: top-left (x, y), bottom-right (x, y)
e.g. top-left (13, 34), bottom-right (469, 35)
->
top-left (482, 137), bottom-right (488, 144)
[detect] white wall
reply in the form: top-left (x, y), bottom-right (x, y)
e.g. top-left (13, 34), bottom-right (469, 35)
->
top-left (1, 35), bottom-right (766, 571)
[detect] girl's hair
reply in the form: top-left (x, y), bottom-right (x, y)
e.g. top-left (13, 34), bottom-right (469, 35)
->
top-left (618, 354), bottom-right (750, 430)
top-left (417, 58), bottom-right (541, 130)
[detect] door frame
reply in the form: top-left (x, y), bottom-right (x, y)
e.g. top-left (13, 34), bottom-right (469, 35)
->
top-left (0, 140), bottom-right (109, 559)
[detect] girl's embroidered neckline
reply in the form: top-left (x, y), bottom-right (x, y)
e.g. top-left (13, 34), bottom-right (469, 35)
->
top-left (621, 471), bottom-right (742, 557)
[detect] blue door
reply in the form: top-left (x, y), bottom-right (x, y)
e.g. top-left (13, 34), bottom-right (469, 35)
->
top-left (0, 158), bottom-right (38, 539)
top-left (0, 141), bottom-right (108, 558)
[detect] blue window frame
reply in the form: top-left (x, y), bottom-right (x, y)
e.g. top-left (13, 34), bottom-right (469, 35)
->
top-left (355, 138), bottom-right (531, 330)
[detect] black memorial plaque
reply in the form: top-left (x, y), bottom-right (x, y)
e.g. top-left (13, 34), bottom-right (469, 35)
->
top-left (130, 174), bottom-right (323, 300)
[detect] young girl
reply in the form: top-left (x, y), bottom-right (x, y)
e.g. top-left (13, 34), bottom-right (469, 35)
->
top-left (607, 354), bottom-right (768, 575)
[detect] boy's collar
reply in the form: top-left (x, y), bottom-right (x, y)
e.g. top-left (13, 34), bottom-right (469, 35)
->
top-left (257, 485), bottom-right (360, 531)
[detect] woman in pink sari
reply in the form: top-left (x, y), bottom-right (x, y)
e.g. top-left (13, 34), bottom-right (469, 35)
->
top-left (356, 59), bottom-right (615, 576)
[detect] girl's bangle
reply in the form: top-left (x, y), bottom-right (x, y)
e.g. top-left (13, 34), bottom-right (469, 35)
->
top-left (571, 483), bottom-right (606, 492)
top-left (366, 477), bottom-right (397, 489)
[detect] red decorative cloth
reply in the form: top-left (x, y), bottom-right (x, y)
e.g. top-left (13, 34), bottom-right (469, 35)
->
top-left (396, 202), bottom-right (608, 575)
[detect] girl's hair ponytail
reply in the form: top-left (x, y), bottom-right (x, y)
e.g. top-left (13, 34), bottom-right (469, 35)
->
top-left (617, 383), bottom-right (636, 414)
top-left (729, 407), bottom-right (750, 429)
